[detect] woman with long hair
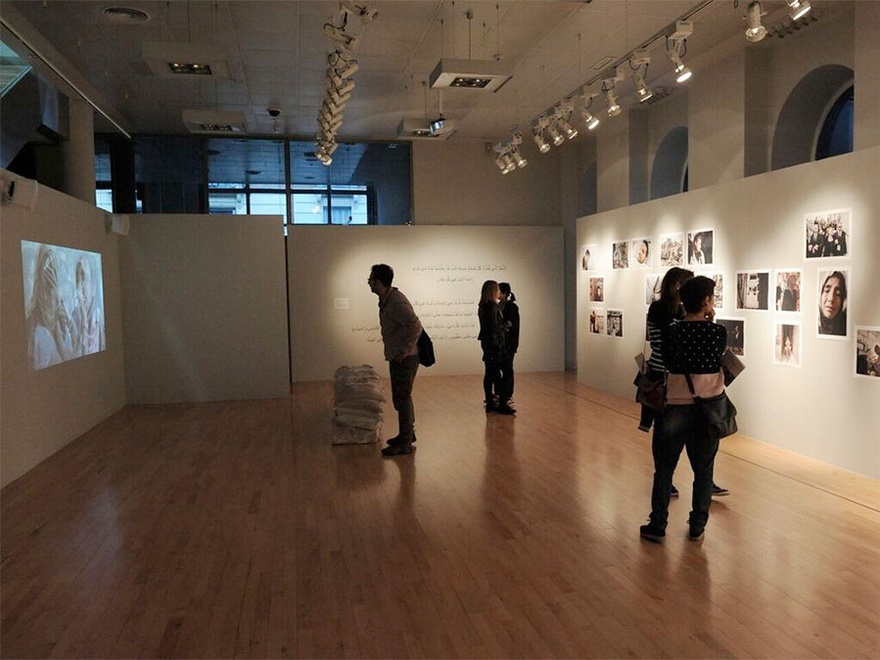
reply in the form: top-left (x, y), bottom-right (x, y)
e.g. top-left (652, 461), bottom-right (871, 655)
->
top-left (478, 280), bottom-right (514, 414)
top-left (498, 282), bottom-right (519, 409)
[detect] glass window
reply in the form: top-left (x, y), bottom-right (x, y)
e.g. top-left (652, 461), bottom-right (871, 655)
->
top-left (209, 191), bottom-right (246, 214)
top-left (292, 192), bottom-right (329, 224)
top-left (250, 192), bottom-right (287, 221)
top-left (816, 86), bottom-right (854, 161)
top-left (96, 189), bottom-right (113, 212)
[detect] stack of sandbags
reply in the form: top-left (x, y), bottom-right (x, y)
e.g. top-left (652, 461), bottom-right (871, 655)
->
top-left (332, 365), bottom-right (385, 444)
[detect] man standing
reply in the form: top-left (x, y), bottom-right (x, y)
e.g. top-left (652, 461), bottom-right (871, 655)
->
top-left (368, 264), bottom-right (422, 457)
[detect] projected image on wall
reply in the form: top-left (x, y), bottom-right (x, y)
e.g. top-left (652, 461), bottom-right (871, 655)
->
top-left (21, 240), bottom-right (106, 371)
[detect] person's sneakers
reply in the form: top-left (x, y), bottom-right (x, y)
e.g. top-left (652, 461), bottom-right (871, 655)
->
top-left (711, 484), bottom-right (730, 497)
top-left (688, 525), bottom-right (705, 542)
top-left (381, 443), bottom-right (414, 457)
top-left (386, 433), bottom-right (417, 446)
top-left (639, 522), bottom-right (666, 542)
top-left (670, 484), bottom-right (680, 498)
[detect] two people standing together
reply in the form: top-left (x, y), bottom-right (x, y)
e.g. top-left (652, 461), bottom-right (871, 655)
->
top-left (478, 280), bottom-right (520, 415)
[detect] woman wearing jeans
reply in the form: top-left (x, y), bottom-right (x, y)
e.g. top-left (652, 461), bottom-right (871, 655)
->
top-left (640, 275), bottom-right (727, 542)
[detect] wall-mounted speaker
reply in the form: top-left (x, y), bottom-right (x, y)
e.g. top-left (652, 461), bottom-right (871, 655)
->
top-left (110, 214), bottom-right (130, 236)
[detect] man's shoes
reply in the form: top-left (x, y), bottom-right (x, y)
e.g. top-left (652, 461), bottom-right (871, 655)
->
top-left (688, 525), bottom-right (705, 542)
top-left (670, 484), bottom-right (679, 497)
top-left (381, 443), bottom-right (414, 457)
top-left (496, 403), bottom-right (516, 415)
top-left (639, 522), bottom-right (666, 542)
top-left (386, 433), bottom-right (417, 446)
top-left (711, 484), bottom-right (730, 497)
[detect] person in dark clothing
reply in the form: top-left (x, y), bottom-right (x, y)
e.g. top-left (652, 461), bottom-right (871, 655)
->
top-left (478, 280), bottom-right (514, 415)
top-left (369, 264), bottom-right (423, 457)
top-left (498, 282), bottom-right (519, 408)
top-left (640, 276), bottom-right (728, 543)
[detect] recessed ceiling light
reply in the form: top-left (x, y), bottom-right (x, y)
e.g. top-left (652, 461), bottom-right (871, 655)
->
top-left (169, 62), bottom-right (212, 75)
top-left (103, 7), bottom-right (150, 23)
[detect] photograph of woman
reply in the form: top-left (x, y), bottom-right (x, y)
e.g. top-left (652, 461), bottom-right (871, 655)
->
top-left (24, 244), bottom-right (74, 371)
top-left (817, 269), bottom-right (849, 338)
top-left (631, 238), bottom-right (652, 268)
top-left (687, 230), bottom-right (714, 266)
top-left (775, 270), bottom-right (802, 312)
top-left (805, 208), bottom-right (850, 259)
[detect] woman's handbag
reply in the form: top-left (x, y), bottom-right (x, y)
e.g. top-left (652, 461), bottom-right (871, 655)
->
top-left (636, 370), bottom-right (666, 412)
top-left (684, 373), bottom-right (738, 439)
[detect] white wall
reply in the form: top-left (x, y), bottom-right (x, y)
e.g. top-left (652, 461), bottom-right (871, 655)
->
top-left (119, 214), bottom-right (289, 403)
top-left (1, 171), bottom-right (126, 487)
top-left (288, 225), bottom-right (564, 382)
top-left (577, 147), bottom-right (880, 479)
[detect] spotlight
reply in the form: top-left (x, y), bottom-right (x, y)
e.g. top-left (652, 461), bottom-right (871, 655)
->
top-left (604, 87), bottom-right (621, 117)
top-left (633, 72), bottom-right (653, 103)
top-left (322, 23), bottom-right (358, 49)
top-left (557, 116), bottom-right (579, 140)
top-left (533, 126), bottom-right (551, 153)
top-left (336, 59), bottom-right (359, 78)
top-left (511, 147), bottom-right (528, 169)
top-left (629, 50), bottom-right (653, 103)
top-left (667, 23), bottom-right (693, 84)
top-left (745, 1), bottom-right (767, 42)
top-left (547, 122), bottom-right (565, 147)
top-left (581, 109), bottom-right (599, 131)
top-left (786, 0), bottom-right (811, 20)
top-left (501, 153), bottom-right (517, 174)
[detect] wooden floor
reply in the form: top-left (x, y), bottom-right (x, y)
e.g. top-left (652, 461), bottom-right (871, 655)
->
top-left (2, 373), bottom-right (879, 659)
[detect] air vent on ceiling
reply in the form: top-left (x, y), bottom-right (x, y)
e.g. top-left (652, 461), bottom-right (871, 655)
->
top-left (397, 118), bottom-right (456, 140)
top-left (103, 7), bottom-right (150, 23)
top-left (428, 59), bottom-right (512, 92)
top-left (182, 110), bottom-right (247, 134)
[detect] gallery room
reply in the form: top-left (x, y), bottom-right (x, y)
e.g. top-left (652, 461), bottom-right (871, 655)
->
top-left (1, 1), bottom-right (878, 657)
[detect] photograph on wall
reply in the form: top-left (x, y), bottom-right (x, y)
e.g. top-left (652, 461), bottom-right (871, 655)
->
top-left (645, 273), bottom-right (662, 306)
top-left (588, 308), bottom-right (606, 335)
top-left (816, 267), bottom-right (850, 339)
top-left (588, 276), bottom-right (605, 302)
top-left (774, 269), bottom-right (802, 312)
top-left (606, 309), bottom-right (624, 338)
top-left (612, 241), bottom-right (629, 269)
top-left (581, 244), bottom-right (598, 271)
top-left (735, 270), bottom-right (771, 311)
top-left (687, 228), bottom-right (714, 266)
top-left (716, 317), bottom-right (745, 358)
top-left (854, 326), bottom-right (880, 378)
top-left (774, 321), bottom-right (802, 367)
top-left (21, 240), bottom-right (106, 372)
top-left (630, 237), bottom-right (652, 269)
top-left (705, 272), bottom-right (724, 310)
top-left (805, 207), bottom-right (850, 259)
top-left (660, 232), bottom-right (684, 267)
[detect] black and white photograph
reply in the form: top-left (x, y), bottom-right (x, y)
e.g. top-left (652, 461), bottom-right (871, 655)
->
top-left (21, 240), bottom-right (107, 372)
top-left (630, 237), bottom-right (652, 269)
top-left (805, 207), bottom-right (850, 259)
top-left (716, 317), bottom-right (746, 358)
top-left (660, 232), bottom-right (684, 267)
top-left (612, 241), bottom-right (629, 269)
top-left (706, 272), bottom-right (725, 310)
top-left (774, 321), bottom-right (802, 367)
top-left (588, 276), bottom-right (605, 302)
top-left (816, 268), bottom-right (850, 339)
top-left (736, 270), bottom-right (771, 311)
top-left (774, 269), bottom-right (802, 312)
top-left (645, 273), bottom-right (662, 306)
top-left (855, 326), bottom-right (880, 378)
top-left (606, 309), bottom-right (624, 338)
top-left (588, 308), bottom-right (606, 335)
top-left (581, 244), bottom-right (598, 271)
top-left (687, 228), bottom-right (714, 266)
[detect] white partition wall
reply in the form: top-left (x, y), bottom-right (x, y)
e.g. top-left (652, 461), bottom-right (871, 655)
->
top-left (119, 214), bottom-right (289, 403)
top-left (288, 225), bottom-right (564, 382)
top-left (0, 171), bottom-right (126, 487)
top-left (577, 147), bottom-right (880, 479)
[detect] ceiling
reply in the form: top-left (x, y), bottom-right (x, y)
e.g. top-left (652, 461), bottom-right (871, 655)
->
top-left (1, 0), bottom-right (820, 146)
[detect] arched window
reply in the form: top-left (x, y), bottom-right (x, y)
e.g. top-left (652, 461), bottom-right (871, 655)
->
top-left (815, 85), bottom-right (853, 161)
top-left (771, 65), bottom-right (854, 171)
